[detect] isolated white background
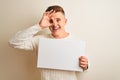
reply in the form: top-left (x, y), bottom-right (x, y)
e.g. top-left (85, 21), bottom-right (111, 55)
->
top-left (0, 0), bottom-right (120, 80)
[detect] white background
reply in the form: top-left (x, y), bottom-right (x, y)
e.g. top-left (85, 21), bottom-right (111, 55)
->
top-left (0, 0), bottom-right (120, 80)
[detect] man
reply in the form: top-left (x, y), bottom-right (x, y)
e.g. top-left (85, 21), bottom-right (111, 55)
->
top-left (9, 5), bottom-right (88, 80)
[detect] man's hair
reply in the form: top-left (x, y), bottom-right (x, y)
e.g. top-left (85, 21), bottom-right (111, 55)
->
top-left (45, 5), bottom-right (65, 15)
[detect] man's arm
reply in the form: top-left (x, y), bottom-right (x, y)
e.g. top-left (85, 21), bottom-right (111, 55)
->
top-left (9, 24), bottom-right (42, 50)
top-left (9, 10), bottom-right (56, 50)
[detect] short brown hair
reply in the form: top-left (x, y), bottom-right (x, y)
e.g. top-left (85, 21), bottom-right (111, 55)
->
top-left (45, 5), bottom-right (65, 15)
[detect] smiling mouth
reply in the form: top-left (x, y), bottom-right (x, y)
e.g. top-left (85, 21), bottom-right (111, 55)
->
top-left (52, 26), bottom-right (60, 31)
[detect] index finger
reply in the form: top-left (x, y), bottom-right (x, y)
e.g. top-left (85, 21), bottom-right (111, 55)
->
top-left (49, 10), bottom-right (56, 17)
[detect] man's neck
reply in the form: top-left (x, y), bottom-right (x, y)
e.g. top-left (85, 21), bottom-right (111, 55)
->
top-left (51, 32), bottom-right (69, 39)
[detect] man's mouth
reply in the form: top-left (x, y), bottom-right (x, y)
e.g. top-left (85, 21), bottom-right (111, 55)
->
top-left (52, 26), bottom-right (60, 31)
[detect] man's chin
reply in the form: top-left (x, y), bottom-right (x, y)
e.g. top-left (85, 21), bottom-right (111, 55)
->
top-left (51, 32), bottom-right (60, 36)
top-left (52, 30), bottom-right (59, 33)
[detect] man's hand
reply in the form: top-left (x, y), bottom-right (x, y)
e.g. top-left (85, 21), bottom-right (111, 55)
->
top-left (39, 10), bottom-right (55, 28)
top-left (79, 56), bottom-right (88, 70)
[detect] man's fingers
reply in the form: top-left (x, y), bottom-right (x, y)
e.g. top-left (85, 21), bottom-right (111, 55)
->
top-left (79, 56), bottom-right (88, 70)
top-left (79, 56), bottom-right (88, 61)
top-left (49, 10), bottom-right (56, 17)
top-left (80, 61), bottom-right (87, 64)
top-left (81, 59), bottom-right (88, 62)
top-left (80, 64), bottom-right (87, 68)
top-left (48, 9), bottom-right (54, 14)
top-left (43, 10), bottom-right (53, 16)
top-left (79, 56), bottom-right (87, 59)
top-left (44, 10), bottom-right (56, 18)
top-left (79, 62), bottom-right (88, 69)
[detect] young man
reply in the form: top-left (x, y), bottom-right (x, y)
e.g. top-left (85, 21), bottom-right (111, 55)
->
top-left (9, 5), bottom-right (88, 80)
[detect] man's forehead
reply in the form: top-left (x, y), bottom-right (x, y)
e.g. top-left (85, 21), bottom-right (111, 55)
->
top-left (51, 12), bottom-right (65, 18)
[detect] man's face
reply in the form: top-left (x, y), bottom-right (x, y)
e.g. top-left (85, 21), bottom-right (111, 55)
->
top-left (49, 12), bottom-right (67, 36)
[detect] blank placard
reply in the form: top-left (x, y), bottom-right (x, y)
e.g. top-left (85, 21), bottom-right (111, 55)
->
top-left (37, 38), bottom-right (85, 72)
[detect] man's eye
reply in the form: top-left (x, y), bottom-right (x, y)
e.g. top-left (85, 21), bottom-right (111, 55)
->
top-left (49, 19), bottom-right (53, 23)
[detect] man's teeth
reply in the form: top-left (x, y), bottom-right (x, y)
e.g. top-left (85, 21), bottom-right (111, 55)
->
top-left (53, 26), bottom-right (59, 30)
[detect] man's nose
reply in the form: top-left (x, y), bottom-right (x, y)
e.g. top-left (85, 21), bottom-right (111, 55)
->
top-left (52, 20), bottom-right (58, 26)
